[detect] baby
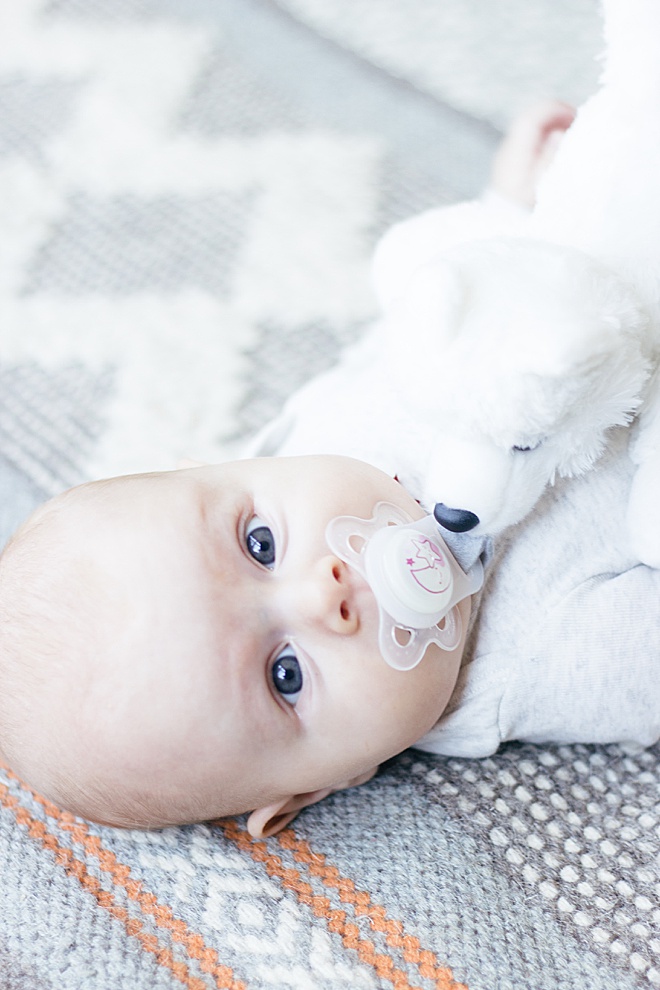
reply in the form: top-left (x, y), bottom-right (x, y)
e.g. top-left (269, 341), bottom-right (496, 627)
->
top-left (2, 103), bottom-right (659, 838)
top-left (0, 455), bottom-right (473, 836)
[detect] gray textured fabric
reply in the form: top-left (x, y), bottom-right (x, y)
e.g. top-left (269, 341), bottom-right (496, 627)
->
top-left (2, 1), bottom-right (659, 988)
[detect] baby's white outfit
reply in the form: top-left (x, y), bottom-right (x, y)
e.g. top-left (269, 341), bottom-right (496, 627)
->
top-left (245, 196), bottom-right (660, 758)
top-left (420, 427), bottom-right (660, 758)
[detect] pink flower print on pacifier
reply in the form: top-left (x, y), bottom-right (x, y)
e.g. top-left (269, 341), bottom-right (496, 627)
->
top-left (374, 523), bottom-right (455, 620)
top-left (406, 535), bottom-right (452, 596)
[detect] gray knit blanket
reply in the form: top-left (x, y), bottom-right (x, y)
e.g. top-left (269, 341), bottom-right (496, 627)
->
top-left (3, 2), bottom-right (658, 988)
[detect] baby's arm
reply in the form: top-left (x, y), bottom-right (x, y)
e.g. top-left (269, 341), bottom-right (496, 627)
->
top-left (500, 564), bottom-right (660, 750)
top-left (489, 99), bottom-right (576, 210)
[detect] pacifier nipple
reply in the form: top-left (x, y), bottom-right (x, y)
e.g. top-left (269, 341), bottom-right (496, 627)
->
top-left (326, 503), bottom-right (483, 671)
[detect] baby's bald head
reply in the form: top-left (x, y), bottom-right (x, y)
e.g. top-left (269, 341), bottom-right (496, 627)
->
top-left (0, 478), bottom-right (239, 828)
top-left (0, 488), bottom-right (120, 818)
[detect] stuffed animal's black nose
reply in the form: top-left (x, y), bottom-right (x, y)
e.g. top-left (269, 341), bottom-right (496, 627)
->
top-left (434, 503), bottom-right (480, 533)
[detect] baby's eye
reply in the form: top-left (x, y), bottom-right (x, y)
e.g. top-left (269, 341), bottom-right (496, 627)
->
top-left (271, 646), bottom-right (303, 706)
top-left (245, 515), bottom-right (276, 569)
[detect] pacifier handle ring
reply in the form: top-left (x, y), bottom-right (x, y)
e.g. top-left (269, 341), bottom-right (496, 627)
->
top-left (379, 604), bottom-right (463, 671)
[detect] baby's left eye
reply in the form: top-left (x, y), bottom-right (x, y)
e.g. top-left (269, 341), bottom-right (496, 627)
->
top-left (245, 515), bottom-right (276, 569)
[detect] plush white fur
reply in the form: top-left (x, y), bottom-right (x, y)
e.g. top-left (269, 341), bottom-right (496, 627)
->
top-left (373, 0), bottom-right (660, 564)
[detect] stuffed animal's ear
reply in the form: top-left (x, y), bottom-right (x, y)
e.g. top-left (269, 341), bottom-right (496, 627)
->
top-left (383, 259), bottom-right (466, 355)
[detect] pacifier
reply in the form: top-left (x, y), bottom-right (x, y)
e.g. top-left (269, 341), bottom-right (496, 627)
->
top-left (326, 502), bottom-right (484, 670)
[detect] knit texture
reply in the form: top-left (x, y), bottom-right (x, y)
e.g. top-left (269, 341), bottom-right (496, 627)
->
top-left (3, 1), bottom-right (658, 988)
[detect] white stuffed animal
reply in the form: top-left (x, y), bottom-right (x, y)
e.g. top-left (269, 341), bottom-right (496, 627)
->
top-left (246, 0), bottom-right (660, 565)
top-left (372, 0), bottom-right (660, 564)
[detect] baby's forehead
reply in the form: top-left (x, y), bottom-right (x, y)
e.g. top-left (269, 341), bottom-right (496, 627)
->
top-left (20, 477), bottom-right (131, 536)
top-left (15, 461), bottom-right (265, 577)
top-left (31, 472), bottom-right (176, 536)
top-left (2, 482), bottom-right (157, 640)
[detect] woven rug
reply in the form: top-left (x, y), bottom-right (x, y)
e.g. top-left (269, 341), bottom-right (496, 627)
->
top-left (3, 1), bottom-right (660, 988)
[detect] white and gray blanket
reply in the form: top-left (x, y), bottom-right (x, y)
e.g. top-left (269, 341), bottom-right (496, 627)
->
top-left (5, 2), bottom-right (657, 989)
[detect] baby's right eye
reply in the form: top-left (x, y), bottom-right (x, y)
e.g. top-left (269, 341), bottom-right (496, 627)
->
top-left (271, 646), bottom-right (303, 705)
top-left (245, 515), bottom-right (276, 569)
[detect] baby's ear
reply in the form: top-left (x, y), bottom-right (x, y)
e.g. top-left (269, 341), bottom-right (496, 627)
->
top-left (246, 768), bottom-right (378, 838)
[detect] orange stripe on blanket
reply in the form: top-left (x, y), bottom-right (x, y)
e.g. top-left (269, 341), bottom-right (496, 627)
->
top-left (0, 772), bottom-right (246, 990)
top-left (221, 819), bottom-right (468, 990)
top-left (278, 829), bottom-right (467, 990)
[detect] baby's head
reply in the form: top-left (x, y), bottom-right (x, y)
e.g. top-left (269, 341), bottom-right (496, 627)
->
top-left (0, 455), bottom-right (469, 835)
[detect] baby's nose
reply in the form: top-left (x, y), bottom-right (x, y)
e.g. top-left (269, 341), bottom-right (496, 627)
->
top-left (292, 556), bottom-right (358, 634)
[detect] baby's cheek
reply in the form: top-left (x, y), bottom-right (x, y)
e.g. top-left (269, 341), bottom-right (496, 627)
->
top-left (401, 654), bottom-right (457, 729)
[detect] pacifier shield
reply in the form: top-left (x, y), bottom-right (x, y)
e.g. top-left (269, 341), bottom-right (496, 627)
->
top-left (326, 502), bottom-right (481, 670)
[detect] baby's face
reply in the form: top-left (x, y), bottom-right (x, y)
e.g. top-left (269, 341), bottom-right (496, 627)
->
top-left (5, 456), bottom-right (467, 829)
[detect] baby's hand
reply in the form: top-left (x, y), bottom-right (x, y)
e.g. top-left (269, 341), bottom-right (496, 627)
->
top-left (490, 99), bottom-right (576, 209)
